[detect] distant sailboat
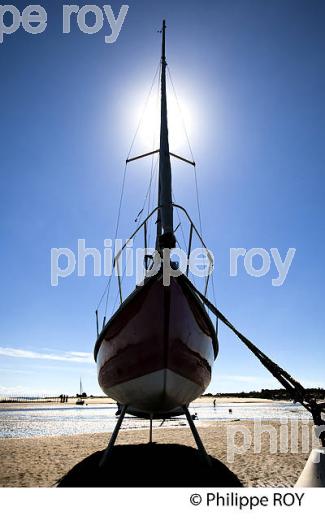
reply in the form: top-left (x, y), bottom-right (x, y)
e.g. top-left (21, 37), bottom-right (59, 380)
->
top-left (76, 378), bottom-right (85, 405)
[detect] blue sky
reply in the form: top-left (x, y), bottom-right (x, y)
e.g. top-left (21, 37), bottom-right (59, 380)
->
top-left (0, 0), bottom-right (324, 396)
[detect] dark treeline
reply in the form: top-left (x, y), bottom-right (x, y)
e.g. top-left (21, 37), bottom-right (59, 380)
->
top-left (204, 388), bottom-right (325, 400)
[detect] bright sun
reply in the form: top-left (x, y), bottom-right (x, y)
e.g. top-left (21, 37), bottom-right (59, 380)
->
top-left (131, 80), bottom-right (195, 153)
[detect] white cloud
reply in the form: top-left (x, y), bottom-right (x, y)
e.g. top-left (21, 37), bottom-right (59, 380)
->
top-left (0, 347), bottom-right (94, 364)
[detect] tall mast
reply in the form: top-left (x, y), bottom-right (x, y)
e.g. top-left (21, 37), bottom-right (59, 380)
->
top-left (157, 20), bottom-right (175, 249)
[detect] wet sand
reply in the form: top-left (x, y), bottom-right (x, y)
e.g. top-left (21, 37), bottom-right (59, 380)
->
top-left (0, 420), bottom-right (317, 487)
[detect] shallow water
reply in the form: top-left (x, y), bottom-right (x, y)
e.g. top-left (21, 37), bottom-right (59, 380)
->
top-left (0, 402), bottom-right (312, 439)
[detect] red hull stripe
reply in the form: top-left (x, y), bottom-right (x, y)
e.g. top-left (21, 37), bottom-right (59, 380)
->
top-left (98, 339), bottom-right (211, 390)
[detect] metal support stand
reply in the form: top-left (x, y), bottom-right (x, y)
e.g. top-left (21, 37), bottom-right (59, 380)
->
top-left (99, 404), bottom-right (211, 468)
top-left (182, 405), bottom-right (211, 467)
top-left (99, 404), bottom-right (128, 468)
top-left (149, 413), bottom-right (153, 443)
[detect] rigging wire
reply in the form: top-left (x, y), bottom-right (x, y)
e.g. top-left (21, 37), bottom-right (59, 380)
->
top-left (96, 61), bottom-right (161, 315)
top-left (147, 166), bottom-right (159, 246)
top-left (145, 64), bottom-right (161, 248)
top-left (126, 61), bottom-right (161, 161)
top-left (210, 272), bottom-right (218, 332)
top-left (211, 272), bottom-right (217, 306)
top-left (136, 65), bottom-right (161, 225)
top-left (193, 165), bottom-right (203, 237)
top-left (167, 65), bottom-right (203, 236)
top-left (147, 157), bottom-right (159, 219)
top-left (112, 260), bottom-right (128, 315)
top-left (96, 160), bottom-right (127, 312)
top-left (147, 65), bottom-right (162, 221)
top-left (167, 65), bottom-right (216, 299)
top-left (172, 191), bottom-right (187, 251)
top-left (135, 162), bottom-right (155, 223)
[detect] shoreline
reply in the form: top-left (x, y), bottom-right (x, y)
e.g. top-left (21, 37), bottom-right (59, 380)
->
top-left (0, 396), bottom-right (291, 410)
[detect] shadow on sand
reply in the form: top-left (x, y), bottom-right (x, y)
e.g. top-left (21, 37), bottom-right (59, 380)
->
top-left (57, 444), bottom-right (243, 487)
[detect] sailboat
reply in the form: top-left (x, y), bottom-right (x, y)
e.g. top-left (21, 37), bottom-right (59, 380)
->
top-left (93, 22), bottom-right (325, 474)
top-left (76, 378), bottom-right (85, 405)
top-left (94, 20), bottom-right (218, 419)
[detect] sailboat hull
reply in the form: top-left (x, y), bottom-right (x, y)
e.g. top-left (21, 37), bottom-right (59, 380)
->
top-left (95, 274), bottom-right (218, 417)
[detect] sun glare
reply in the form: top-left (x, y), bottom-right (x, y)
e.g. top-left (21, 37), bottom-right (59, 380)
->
top-left (131, 80), bottom-right (196, 154)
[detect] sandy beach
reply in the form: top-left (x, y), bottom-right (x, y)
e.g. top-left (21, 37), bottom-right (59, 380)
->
top-left (0, 418), bottom-right (317, 487)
